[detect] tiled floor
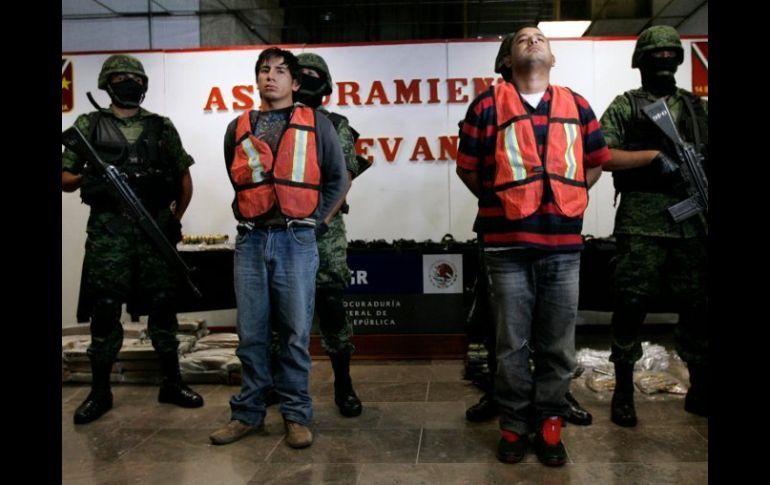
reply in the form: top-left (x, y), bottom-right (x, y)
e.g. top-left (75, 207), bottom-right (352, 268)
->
top-left (62, 355), bottom-right (708, 484)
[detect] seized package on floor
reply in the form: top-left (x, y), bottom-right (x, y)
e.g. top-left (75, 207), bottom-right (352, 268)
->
top-left (578, 342), bottom-right (688, 394)
top-left (62, 319), bottom-right (223, 384)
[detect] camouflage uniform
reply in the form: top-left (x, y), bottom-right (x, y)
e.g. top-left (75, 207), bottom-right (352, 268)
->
top-left (600, 27), bottom-right (708, 368)
top-left (314, 106), bottom-right (359, 354)
top-left (62, 56), bottom-right (194, 374)
top-left (294, 52), bottom-right (363, 417)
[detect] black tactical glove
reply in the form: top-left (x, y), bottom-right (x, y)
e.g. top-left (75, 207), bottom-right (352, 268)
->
top-left (79, 163), bottom-right (112, 205)
top-left (650, 152), bottom-right (683, 187)
top-left (650, 152), bottom-right (679, 177)
top-left (164, 217), bottom-right (183, 244)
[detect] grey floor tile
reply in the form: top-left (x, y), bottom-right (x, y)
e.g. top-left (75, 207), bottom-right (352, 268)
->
top-left (426, 381), bottom-right (484, 405)
top-left (418, 429), bottom-right (542, 464)
top-left (117, 427), bottom-right (283, 465)
top-left (62, 427), bottom-right (158, 479)
top-left (268, 428), bottom-right (421, 464)
top-left (376, 401), bottom-right (470, 429)
top-left (572, 462), bottom-right (708, 485)
top-left (312, 401), bottom-right (382, 429)
top-left (311, 381), bottom-right (429, 403)
top-left (62, 356), bottom-right (709, 485)
top-left (63, 384), bottom-right (90, 404)
top-left (311, 360), bottom-right (334, 383)
top-left (356, 382), bottom-right (430, 402)
top-left (562, 425), bottom-right (708, 463)
top-left (359, 463), bottom-right (581, 485)
top-left (349, 364), bottom-right (432, 383)
top-left (65, 459), bottom-right (263, 485)
top-left (248, 463), bottom-right (360, 484)
top-left (309, 381), bottom-right (335, 402)
top-left (427, 363), bottom-right (466, 382)
top-left (693, 425), bottom-right (708, 441)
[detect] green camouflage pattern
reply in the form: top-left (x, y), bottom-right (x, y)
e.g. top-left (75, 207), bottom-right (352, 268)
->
top-left (63, 108), bottom-right (193, 325)
top-left (600, 88), bottom-right (707, 238)
top-left (316, 212), bottom-right (350, 290)
top-left (317, 289), bottom-right (355, 354)
top-left (632, 25), bottom-right (683, 68)
top-left (297, 53), bottom-right (333, 95)
top-left (612, 234), bottom-right (707, 302)
top-left (98, 54), bottom-right (148, 90)
top-left (318, 107), bottom-right (360, 176)
top-left (83, 209), bottom-right (183, 296)
top-left (88, 324), bottom-right (125, 369)
top-left (611, 234), bottom-right (708, 365)
top-left (317, 105), bottom-right (357, 352)
top-left (62, 108), bottom-right (194, 177)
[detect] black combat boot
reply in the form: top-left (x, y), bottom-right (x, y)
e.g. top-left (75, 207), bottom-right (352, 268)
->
top-left (74, 359), bottom-right (114, 424)
top-left (684, 364), bottom-right (708, 417)
top-left (466, 391), bottom-right (499, 422)
top-left (565, 391), bottom-right (593, 426)
top-left (157, 352), bottom-right (204, 408)
top-left (611, 362), bottom-right (637, 427)
top-left (329, 351), bottom-right (362, 417)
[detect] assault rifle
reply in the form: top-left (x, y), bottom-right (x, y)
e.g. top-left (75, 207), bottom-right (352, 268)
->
top-left (642, 99), bottom-right (708, 232)
top-left (62, 126), bottom-right (202, 298)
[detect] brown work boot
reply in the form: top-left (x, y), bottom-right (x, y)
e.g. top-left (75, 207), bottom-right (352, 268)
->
top-left (284, 420), bottom-right (313, 448)
top-left (209, 419), bottom-right (263, 445)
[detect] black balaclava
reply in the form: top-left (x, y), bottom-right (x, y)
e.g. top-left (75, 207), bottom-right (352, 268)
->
top-left (296, 75), bottom-right (328, 109)
top-left (108, 78), bottom-right (147, 108)
top-left (640, 51), bottom-right (680, 96)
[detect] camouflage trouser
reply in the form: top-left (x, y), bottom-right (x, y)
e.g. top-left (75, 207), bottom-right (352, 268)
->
top-left (315, 213), bottom-right (355, 354)
top-left (83, 213), bottom-right (182, 366)
top-left (316, 213), bottom-right (350, 290)
top-left (610, 234), bottom-right (708, 366)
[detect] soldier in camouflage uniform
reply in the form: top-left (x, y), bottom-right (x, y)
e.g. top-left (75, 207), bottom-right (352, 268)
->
top-left (600, 26), bottom-right (708, 426)
top-left (294, 52), bottom-right (363, 417)
top-left (62, 54), bottom-right (203, 425)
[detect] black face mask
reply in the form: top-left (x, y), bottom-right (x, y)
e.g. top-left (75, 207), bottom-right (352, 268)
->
top-left (640, 56), bottom-right (680, 96)
top-left (108, 78), bottom-right (146, 108)
top-left (296, 76), bottom-right (328, 108)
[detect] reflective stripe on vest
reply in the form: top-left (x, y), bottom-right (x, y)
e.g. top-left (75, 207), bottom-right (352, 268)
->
top-left (230, 111), bottom-right (276, 219)
top-left (493, 83), bottom-right (587, 220)
top-left (273, 106), bottom-right (321, 218)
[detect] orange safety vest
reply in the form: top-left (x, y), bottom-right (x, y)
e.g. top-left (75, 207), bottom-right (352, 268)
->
top-left (229, 105), bottom-right (321, 219)
top-left (492, 83), bottom-right (587, 220)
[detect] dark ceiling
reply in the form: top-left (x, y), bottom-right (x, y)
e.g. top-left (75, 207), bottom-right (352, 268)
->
top-left (62, 0), bottom-right (708, 44)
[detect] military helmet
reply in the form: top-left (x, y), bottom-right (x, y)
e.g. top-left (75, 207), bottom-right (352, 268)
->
top-left (632, 25), bottom-right (683, 69)
top-left (98, 54), bottom-right (148, 90)
top-left (494, 33), bottom-right (515, 80)
top-left (297, 52), bottom-right (333, 95)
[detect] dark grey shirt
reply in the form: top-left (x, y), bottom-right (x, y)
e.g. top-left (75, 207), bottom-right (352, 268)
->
top-left (224, 105), bottom-right (347, 227)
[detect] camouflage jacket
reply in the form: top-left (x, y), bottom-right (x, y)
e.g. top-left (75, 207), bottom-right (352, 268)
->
top-left (62, 107), bottom-right (194, 233)
top-left (600, 88), bottom-right (707, 238)
top-left (317, 106), bottom-right (359, 178)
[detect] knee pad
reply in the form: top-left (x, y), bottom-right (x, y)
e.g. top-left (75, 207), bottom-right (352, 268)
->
top-left (149, 290), bottom-right (177, 314)
top-left (148, 290), bottom-right (178, 330)
top-left (90, 297), bottom-right (122, 337)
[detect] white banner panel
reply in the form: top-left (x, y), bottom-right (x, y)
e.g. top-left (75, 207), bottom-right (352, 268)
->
top-left (61, 37), bottom-right (707, 324)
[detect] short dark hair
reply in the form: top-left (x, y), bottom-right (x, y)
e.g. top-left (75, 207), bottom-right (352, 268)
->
top-left (255, 47), bottom-right (301, 81)
top-left (512, 23), bottom-right (544, 41)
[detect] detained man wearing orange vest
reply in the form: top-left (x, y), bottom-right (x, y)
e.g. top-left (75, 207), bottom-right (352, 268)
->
top-left (210, 47), bottom-right (348, 449)
top-left (456, 26), bottom-right (610, 466)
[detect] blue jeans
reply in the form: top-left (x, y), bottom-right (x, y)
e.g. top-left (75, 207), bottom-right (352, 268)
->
top-left (229, 225), bottom-right (319, 426)
top-left (485, 250), bottom-right (580, 435)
